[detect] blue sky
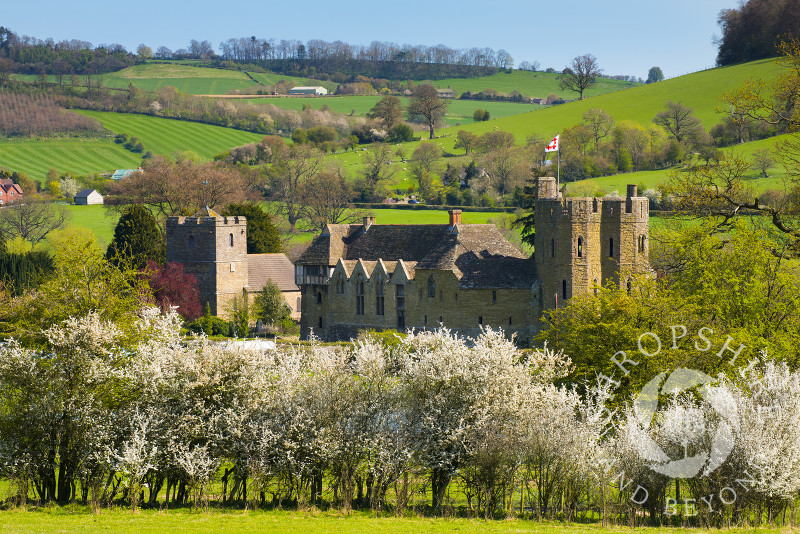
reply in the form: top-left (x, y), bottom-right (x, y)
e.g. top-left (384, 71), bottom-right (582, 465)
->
top-left (4, 0), bottom-right (737, 79)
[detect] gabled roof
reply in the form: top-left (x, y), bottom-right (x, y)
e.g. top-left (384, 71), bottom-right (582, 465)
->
top-left (75, 189), bottom-right (101, 198)
top-left (247, 253), bottom-right (298, 292)
top-left (296, 222), bottom-right (538, 289)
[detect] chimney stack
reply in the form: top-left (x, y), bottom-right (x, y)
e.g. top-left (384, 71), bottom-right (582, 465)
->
top-left (627, 184), bottom-right (638, 198)
top-left (363, 216), bottom-right (376, 230)
top-left (448, 209), bottom-right (462, 226)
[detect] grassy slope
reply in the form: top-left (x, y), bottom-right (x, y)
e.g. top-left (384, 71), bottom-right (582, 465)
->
top-left (417, 70), bottom-right (638, 98)
top-left (241, 95), bottom-right (541, 126)
top-left (65, 204), bottom-right (119, 247)
top-left (0, 138), bottom-right (142, 181)
top-left (77, 111), bottom-right (264, 159)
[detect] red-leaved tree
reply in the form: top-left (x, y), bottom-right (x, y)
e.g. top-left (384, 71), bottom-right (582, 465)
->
top-left (146, 261), bottom-right (202, 320)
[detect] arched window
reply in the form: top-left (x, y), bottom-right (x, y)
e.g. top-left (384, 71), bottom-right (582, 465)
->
top-left (335, 273), bottom-right (345, 294)
top-left (356, 275), bottom-right (365, 315)
top-left (188, 235), bottom-right (195, 248)
top-left (551, 238), bottom-right (555, 258)
top-left (427, 275), bottom-right (436, 298)
top-left (229, 233), bottom-right (234, 247)
top-left (609, 237), bottom-right (614, 258)
top-left (562, 279), bottom-right (568, 301)
top-left (316, 292), bottom-right (322, 304)
top-left (577, 236), bottom-right (583, 258)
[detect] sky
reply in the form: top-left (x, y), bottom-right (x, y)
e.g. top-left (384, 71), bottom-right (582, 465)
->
top-left (4, 0), bottom-right (739, 80)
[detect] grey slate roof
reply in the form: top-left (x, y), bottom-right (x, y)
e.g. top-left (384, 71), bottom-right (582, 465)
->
top-left (75, 189), bottom-right (99, 198)
top-left (297, 222), bottom-right (538, 289)
top-left (247, 253), bottom-right (298, 292)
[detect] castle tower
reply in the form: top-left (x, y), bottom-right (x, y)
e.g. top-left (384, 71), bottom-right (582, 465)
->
top-left (534, 178), bottom-right (649, 308)
top-left (166, 207), bottom-right (248, 317)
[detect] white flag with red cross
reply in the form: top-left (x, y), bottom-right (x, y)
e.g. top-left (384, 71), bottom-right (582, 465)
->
top-left (545, 135), bottom-right (559, 153)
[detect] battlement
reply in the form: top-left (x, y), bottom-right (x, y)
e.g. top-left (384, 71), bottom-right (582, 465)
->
top-left (166, 215), bottom-right (247, 227)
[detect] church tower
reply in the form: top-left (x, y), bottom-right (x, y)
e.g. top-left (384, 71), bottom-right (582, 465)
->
top-left (166, 207), bottom-right (248, 316)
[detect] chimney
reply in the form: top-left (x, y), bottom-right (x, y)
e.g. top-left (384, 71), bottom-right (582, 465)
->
top-left (363, 216), bottom-right (376, 231)
top-left (627, 184), bottom-right (638, 198)
top-left (448, 209), bottom-right (462, 226)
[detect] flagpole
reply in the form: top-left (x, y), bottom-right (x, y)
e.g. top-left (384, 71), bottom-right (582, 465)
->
top-left (557, 147), bottom-right (560, 191)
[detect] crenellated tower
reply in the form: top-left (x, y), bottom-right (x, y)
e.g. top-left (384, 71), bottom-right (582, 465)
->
top-left (165, 208), bottom-right (248, 316)
top-left (534, 178), bottom-right (650, 308)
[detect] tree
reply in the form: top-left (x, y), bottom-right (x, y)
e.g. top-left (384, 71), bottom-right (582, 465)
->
top-left (146, 261), bottom-right (202, 320)
top-left (136, 44), bottom-right (153, 59)
top-left (409, 143), bottom-right (441, 200)
top-left (106, 205), bottom-right (165, 270)
top-left (558, 54), bottom-right (602, 100)
top-left (0, 201), bottom-right (68, 244)
top-left (646, 66), bottom-right (664, 83)
top-left (454, 130), bottom-right (479, 155)
top-left (752, 148), bottom-right (775, 178)
top-left (653, 101), bottom-right (704, 145)
top-left (254, 280), bottom-right (291, 326)
top-left (221, 203), bottom-right (281, 254)
top-left (107, 157), bottom-right (251, 224)
top-left (407, 84), bottom-right (448, 139)
top-left (367, 95), bottom-right (404, 129)
top-left (267, 145), bottom-right (324, 232)
top-left (301, 169), bottom-right (360, 231)
top-left (473, 109), bottom-right (489, 122)
top-left (359, 143), bottom-right (396, 191)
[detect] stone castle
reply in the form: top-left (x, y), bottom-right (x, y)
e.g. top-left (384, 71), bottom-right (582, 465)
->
top-left (294, 178), bottom-right (651, 343)
top-left (165, 208), bottom-right (300, 319)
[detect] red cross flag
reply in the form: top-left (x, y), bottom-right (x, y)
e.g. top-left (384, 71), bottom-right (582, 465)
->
top-left (545, 135), bottom-right (559, 153)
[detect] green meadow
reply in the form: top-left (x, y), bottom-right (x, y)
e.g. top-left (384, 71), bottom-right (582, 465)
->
top-left (0, 138), bottom-right (142, 182)
top-left (415, 69), bottom-right (638, 98)
top-left (241, 95), bottom-right (540, 125)
top-left (77, 111), bottom-right (264, 160)
top-left (0, 507), bottom-right (788, 534)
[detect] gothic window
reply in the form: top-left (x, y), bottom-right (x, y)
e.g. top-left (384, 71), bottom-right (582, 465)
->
top-left (427, 275), bottom-right (436, 298)
top-left (375, 276), bottom-right (385, 316)
top-left (562, 279), bottom-right (567, 301)
top-left (396, 284), bottom-right (405, 310)
top-left (356, 275), bottom-right (365, 315)
top-left (318, 316), bottom-right (323, 329)
top-left (335, 273), bottom-right (345, 294)
top-left (577, 236), bottom-right (583, 258)
top-left (609, 237), bottom-right (614, 258)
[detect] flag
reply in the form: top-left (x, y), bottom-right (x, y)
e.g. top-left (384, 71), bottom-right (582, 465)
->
top-left (545, 135), bottom-right (559, 153)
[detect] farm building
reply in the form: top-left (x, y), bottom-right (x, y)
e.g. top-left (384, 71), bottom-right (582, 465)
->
top-left (436, 88), bottom-right (455, 98)
top-left (74, 189), bottom-right (104, 205)
top-left (289, 86), bottom-right (328, 96)
top-left (111, 168), bottom-right (142, 180)
top-left (0, 179), bottom-right (22, 205)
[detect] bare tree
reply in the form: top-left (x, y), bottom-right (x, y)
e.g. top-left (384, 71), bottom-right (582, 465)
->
top-left (267, 145), bottom-right (324, 232)
top-left (752, 148), bottom-right (775, 178)
top-left (559, 54), bottom-right (602, 100)
top-left (581, 108), bottom-right (615, 146)
top-left (360, 143), bottom-right (397, 189)
top-left (301, 169), bottom-right (361, 232)
top-left (407, 84), bottom-right (448, 139)
top-left (0, 201), bottom-right (69, 244)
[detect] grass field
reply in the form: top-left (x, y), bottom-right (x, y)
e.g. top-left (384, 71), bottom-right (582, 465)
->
top-left (415, 70), bottom-right (638, 99)
top-left (64, 204), bottom-right (119, 247)
top-left (0, 507), bottom-right (788, 534)
top-left (240, 95), bottom-right (540, 126)
top-left (77, 111), bottom-right (264, 160)
top-left (0, 138), bottom-right (142, 182)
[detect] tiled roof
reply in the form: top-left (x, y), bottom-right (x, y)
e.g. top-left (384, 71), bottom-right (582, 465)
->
top-left (297, 222), bottom-right (537, 289)
top-left (247, 253), bottom-right (298, 292)
top-left (75, 189), bottom-right (99, 198)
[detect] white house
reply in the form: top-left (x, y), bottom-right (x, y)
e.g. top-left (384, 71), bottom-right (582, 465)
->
top-left (289, 86), bottom-right (328, 96)
top-left (74, 189), bottom-right (104, 205)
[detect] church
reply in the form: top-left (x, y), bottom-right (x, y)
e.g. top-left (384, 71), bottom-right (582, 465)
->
top-left (294, 178), bottom-right (652, 344)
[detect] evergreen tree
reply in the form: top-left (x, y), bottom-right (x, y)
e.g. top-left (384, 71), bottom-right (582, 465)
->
top-left (222, 203), bottom-right (281, 254)
top-left (106, 205), bottom-right (165, 270)
top-left (254, 280), bottom-right (291, 326)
